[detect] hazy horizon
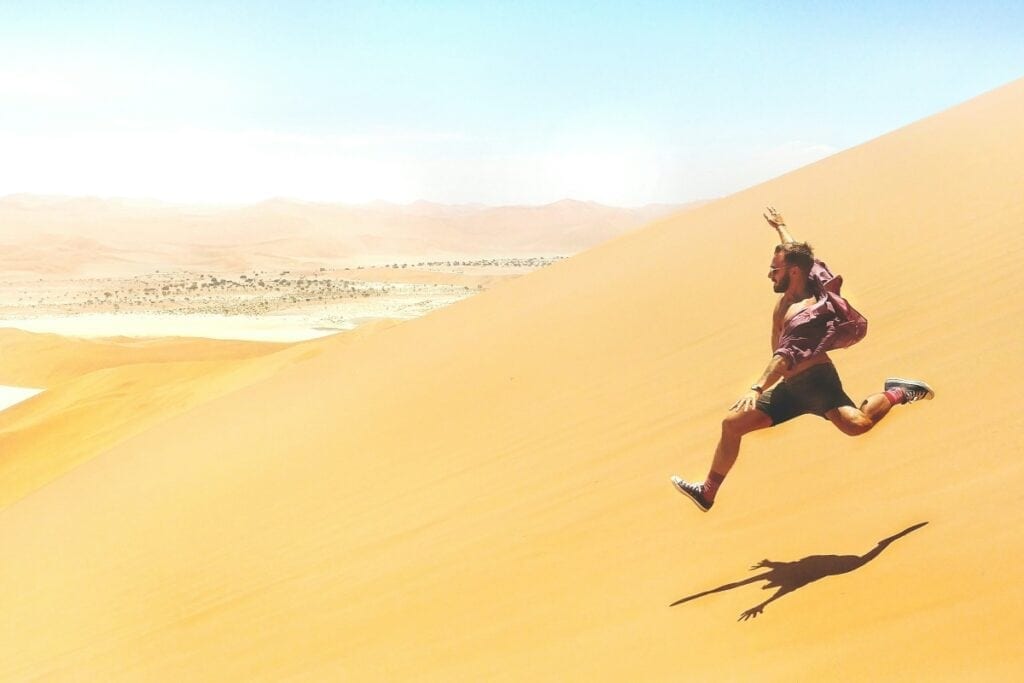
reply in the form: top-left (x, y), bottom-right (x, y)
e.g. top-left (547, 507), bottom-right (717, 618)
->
top-left (0, 192), bottom-right (690, 211)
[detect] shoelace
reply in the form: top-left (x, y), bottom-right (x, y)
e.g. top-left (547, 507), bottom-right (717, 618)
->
top-left (675, 478), bottom-right (701, 495)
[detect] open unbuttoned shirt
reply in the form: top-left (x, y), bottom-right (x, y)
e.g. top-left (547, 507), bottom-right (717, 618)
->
top-left (773, 259), bottom-right (868, 369)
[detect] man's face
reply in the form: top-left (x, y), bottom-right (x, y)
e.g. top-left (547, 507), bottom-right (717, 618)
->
top-left (769, 253), bottom-right (790, 293)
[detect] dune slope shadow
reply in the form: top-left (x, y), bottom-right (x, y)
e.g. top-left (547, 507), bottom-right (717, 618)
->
top-left (671, 522), bottom-right (928, 621)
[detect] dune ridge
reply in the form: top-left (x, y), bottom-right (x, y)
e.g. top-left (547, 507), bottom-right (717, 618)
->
top-left (1, 78), bottom-right (1023, 679)
top-left (0, 328), bottom-right (342, 510)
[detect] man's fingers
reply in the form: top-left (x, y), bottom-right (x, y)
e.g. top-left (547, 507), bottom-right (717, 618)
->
top-left (733, 394), bottom-right (760, 411)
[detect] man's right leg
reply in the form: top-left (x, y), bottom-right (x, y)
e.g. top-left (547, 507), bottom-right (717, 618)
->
top-left (829, 377), bottom-right (936, 436)
top-left (672, 408), bottom-right (773, 511)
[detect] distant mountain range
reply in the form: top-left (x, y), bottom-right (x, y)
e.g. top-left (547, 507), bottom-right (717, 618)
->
top-left (0, 195), bottom-right (702, 275)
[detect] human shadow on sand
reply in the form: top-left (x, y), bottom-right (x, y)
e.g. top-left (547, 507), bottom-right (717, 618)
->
top-left (670, 522), bottom-right (928, 621)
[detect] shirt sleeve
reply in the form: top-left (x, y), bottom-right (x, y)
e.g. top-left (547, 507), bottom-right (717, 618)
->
top-left (809, 259), bottom-right (843, 295)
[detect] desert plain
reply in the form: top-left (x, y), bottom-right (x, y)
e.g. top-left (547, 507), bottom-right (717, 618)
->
top-left (0, 78), bottom-right (1023, 681)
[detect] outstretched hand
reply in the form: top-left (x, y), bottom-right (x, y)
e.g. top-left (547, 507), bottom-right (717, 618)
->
top-left (763, 205), bottom-right (785, 229)
top-left (730, 390), bottom-right (761, 412)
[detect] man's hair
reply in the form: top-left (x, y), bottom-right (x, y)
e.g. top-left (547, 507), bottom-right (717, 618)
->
top-left (774, 242), bottom-right (815, 274)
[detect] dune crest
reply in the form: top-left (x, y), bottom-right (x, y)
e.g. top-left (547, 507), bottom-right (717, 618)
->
top-left (2, 78), bottom-right (1023, 679)
top-left (0, 328), bottom-right (343, 510)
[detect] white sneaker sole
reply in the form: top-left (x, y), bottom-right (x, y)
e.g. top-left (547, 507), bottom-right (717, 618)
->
top-left (670, 476), bottom-right (711, 512)
top-left (884, 377), bottom-right (935, 400)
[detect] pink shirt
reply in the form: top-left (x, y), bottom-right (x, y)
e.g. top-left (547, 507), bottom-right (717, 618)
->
top-left (773, 259), bottom-right (868, 368)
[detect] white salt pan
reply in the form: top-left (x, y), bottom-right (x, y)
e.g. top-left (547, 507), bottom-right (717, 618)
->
top-left (0, 385), bottom-right (44, 412)
top-left (0, 313), bottom-right (341, 343)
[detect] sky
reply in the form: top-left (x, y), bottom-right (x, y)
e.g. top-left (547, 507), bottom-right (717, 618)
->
top-left (1, 1), bottom-right (1022, 206)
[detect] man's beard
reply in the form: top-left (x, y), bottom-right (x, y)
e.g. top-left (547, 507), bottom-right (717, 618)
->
top-left (773, 273), bottom-right (790, 293)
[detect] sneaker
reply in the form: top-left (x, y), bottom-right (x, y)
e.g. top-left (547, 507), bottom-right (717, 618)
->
top-left (884, 377), bottom-right (935, 403)
top-left (671, 475), bottom-right (714, 512)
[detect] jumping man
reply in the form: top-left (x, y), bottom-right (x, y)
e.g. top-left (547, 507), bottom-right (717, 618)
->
top-left (671, 207), bottom-right (934, 512)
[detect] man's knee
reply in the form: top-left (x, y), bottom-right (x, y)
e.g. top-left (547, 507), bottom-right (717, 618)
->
top-left (722, 415), bottom-right (737, 435)
top-left (834, 412), bottom-right (874, 436)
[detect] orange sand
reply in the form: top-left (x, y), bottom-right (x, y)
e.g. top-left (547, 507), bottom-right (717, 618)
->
top-left (1, 79), bottom-right (1023, 680)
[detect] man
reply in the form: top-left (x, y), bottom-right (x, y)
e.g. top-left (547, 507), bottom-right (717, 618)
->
top-left (670, 207), bottom-right (934, 512)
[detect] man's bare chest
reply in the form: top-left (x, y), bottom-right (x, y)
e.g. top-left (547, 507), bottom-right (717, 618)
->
top-left (775, 296), bottom-right (817, 327)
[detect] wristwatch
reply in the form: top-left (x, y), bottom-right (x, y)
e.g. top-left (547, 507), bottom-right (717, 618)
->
top-left (750, 384), bottom-right (764, 394)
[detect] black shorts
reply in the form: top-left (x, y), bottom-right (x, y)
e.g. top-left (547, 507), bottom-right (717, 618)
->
top-left (756, 362), bottom-right (855, 425)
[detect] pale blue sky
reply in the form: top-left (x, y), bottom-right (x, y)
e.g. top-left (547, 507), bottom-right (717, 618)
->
top-left (1, 1), bottom-right (1022, 205)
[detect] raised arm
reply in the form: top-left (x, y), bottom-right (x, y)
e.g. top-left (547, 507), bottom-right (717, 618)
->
top-left (763, 205), bottom-right (797, 244)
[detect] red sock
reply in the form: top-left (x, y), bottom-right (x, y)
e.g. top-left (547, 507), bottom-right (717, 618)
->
top-left (884, 388), bottom-right (905, 406)
top-left (704, 471), bottom-right (726, 500)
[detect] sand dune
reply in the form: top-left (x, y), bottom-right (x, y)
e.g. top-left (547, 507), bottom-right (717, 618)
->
top-left (0, 328), bottom-right (338, 510)
top-left (2, 78), bottom-right (1024, 680)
